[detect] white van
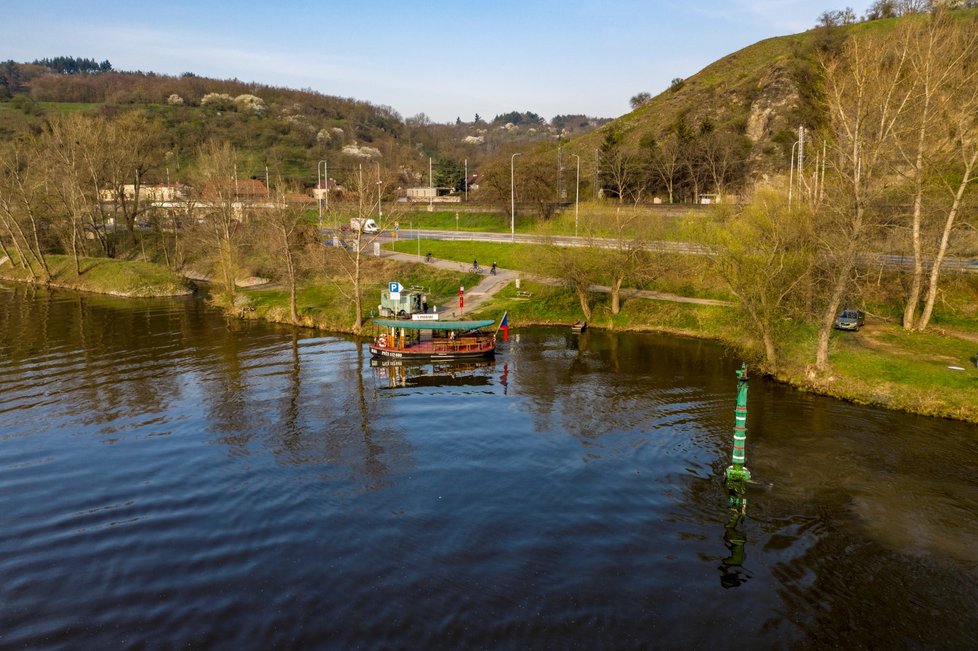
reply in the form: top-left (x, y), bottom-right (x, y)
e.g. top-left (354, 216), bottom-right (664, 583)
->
top-left (350, 218), bottom-right (380, 233)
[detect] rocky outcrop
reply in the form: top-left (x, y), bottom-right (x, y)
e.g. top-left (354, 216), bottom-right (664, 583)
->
top-left (746, 64), bottom-right (800, 143)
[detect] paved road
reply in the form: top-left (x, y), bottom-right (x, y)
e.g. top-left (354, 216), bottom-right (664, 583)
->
top-left (334, 228), bottom-right (977, 271)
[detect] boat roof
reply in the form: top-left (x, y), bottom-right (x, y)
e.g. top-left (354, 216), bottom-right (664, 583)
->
top-left (373, 318), bottom-right (495, 331)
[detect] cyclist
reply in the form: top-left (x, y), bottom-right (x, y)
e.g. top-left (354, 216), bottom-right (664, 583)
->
top-left (490, 261), bottom-right (497, 276)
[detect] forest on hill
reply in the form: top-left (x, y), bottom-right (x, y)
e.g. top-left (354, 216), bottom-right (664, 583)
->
top-left (0, 58), bottom-right (606, 192)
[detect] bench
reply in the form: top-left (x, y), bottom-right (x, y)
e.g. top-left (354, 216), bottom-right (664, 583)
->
top-left (514, 290), bottom-right (533, 299)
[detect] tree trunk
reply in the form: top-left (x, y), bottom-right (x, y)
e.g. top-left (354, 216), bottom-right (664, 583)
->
top-left (815, 268), bottom-right (850, 371)
top-left (902, 83), bottom-right (931, 330)
top-left (610, 275), bottom-right (624, 315)
top-left (575, 282), bottom-right (592, 321)
top-left (902, 154), bottom-right (926, 329)
top-left (352, 232), bottom-right (363, 334)
top-left (762, 326), bottom-right (777, 370)
top-left (916, 149), bottom-right (976, 330)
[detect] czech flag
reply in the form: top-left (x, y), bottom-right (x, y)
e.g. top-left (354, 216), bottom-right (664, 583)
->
top-left (500, 311), bottom-right (509, 342)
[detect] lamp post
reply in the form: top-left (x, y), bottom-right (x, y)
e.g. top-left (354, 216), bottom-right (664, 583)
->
top-left (788, 141), bottom-right (799, 206)
top-left (594, 148), bottom-right (600, 200)
top-left (572, 154), bottom-right (580, 239)
top-left (511, 152), bottom-right (522, 242)
top-left (317, 159), bottom-right (328, 229)
top-left (375, 162), bottom-right (383, 220)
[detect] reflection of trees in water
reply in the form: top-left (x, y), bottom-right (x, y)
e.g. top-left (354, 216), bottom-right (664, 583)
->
top-left (513, 328), bottom-right (734, 448)
top-left (263, 338), bottom-right (414, 494)
top-left (0, 286), bottom-right (186, 435)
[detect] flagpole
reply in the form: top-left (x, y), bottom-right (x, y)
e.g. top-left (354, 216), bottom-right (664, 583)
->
top-left (494, 310), bottom-right (509, 338)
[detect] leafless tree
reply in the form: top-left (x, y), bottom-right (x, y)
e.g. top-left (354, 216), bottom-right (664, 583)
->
top-left (0, 138), bottom-right (52, 281)
top-left (896, 14), bottom-right (978, 329)
top-left (814, 26), bottom-right (916, 371)
top-left (263, 181), bottom-right (316, 324)
top-left (192, 140), bottom-right (242, 303)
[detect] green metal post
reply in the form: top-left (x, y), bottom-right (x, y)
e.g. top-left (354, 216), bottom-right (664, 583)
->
top-left (725, 364), bottom-right (751, 510)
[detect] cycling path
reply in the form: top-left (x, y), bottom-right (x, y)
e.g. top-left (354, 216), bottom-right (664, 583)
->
top-left (383, 251), bottom-right (733, 315)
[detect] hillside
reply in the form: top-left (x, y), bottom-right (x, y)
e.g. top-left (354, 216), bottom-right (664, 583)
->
top-left (0, 62), bottom-right (605, 191)
top-left (521, 9), bottom-right (977, 206)
top-left (502, 15), bottom-right (931, 205)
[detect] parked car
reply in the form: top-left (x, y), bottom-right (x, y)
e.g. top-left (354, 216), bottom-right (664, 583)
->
top-left (834, 308), bottom-right (865, 331)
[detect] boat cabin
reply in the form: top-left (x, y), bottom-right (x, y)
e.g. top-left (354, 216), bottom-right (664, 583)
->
top-left (370, 318), bottom-right (496, 360)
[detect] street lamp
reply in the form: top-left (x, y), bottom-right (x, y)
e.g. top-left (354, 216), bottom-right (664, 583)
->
top-left (572, 154), bottom-right (580, 239)
top-left (375, 162), bottom-right (383, 220)
top-left (788, 140), bottom-right (799, 206)
top-left (511, 152), bottom-right (522, 242)
top-left (594, 148), bottom-right (600, 200)
top-left (317, 159), bottom-right (328, 229)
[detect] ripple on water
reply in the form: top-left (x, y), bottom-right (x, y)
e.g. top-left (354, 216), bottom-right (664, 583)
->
top-left (2, 292), bottom-right (978, 648)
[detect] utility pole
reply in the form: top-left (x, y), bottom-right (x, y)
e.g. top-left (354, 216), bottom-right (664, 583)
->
top-left (464, 158), bottom-right (468, 202)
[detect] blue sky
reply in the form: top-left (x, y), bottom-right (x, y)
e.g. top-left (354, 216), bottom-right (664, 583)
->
top-left (3, 0), bottom-right (874, 123)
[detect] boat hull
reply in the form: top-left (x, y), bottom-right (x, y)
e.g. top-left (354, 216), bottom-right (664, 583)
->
top-left (369, 344), bottom-right (495, 360)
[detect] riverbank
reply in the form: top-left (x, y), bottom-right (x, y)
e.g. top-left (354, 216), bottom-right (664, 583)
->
top-left (0, 255), bottom-right (193, 297)
top-left (5, 254), bottom-right (976, 424)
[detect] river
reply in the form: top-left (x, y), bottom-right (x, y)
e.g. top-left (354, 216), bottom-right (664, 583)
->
top-left (1, 284), bottom-right (976, 649)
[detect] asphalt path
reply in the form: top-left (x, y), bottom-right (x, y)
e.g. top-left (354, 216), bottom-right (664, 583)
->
top-left (382, 250), bottom-right (734, 313)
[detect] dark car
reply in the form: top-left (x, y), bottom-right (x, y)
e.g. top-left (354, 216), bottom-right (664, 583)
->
top-left (835, 308), bottom-right (865, 331)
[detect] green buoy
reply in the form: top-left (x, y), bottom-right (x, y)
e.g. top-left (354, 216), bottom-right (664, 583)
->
top-left (725, 364), bottom-right (751, 513)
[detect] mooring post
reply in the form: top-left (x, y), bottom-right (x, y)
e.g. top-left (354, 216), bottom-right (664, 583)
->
top-left (725, 364), bottom-right (751, 512)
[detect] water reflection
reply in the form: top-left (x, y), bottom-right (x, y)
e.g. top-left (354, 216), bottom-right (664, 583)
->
top-left (2, 285), bottom-right (978, 648)
top-left (370, 357), bottom-right (497, 390)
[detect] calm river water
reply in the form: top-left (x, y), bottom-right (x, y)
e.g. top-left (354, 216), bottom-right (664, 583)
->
top-left (1, 284), bottom-right (977, 649)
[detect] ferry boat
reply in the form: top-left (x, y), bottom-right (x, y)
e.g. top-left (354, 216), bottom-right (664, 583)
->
top-left (369, 317), bottom-right (498, 360)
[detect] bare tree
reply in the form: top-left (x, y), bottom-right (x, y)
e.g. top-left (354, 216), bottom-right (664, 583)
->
top-left (82, 112), bottom-right (162, 250)
top-left (814, 26), bottom-right (916, 371)
top-left (645, 133), bottom-right (682, 203)
top-left (263, 181), bottom-right (316, 324)
top-left (326, 163), bottom-right (395, 334)
top-left (917, 119), bottom-right (978, 329)
top-left (192, 140), bottom-right (242, 303)
top-left (700, 130), bottom-right (748, 200)
top-left (45, 114), bottom-right (101, 275)
top-left (0, 138), bottom-right (52, 281)
top-left (897, 14), bottom-right (978, 329)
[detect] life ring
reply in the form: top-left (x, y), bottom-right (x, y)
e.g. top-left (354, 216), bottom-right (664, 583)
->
top-left (377, 335), bottom-right (387, 347)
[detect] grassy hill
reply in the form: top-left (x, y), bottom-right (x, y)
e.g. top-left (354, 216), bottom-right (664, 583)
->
top-left (532, 10), bottom-right (977, 204)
